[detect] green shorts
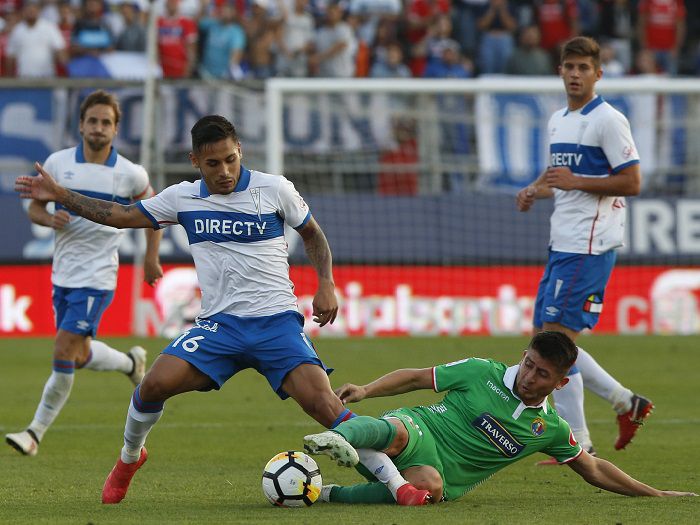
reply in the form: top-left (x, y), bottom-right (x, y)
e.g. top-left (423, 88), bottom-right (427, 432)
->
top-left (381, 408), bottom-right (445, 482)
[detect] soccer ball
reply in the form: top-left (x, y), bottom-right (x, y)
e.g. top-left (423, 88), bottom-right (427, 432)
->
top-left (261, 451), bottom-right (322, 507)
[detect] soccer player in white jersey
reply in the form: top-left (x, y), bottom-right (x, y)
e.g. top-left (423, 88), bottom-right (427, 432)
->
top-left (5, 90), bottom-right (163, 458)
top-left (16, 115), bottom-right (430, 506)
top-left (516, 37), bottom-right (652, 461)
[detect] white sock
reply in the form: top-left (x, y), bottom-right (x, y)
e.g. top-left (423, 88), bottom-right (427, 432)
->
top-left (82, 340), bottom-right (133, 373)
top-left (576, 346), bottom-right (633, 413)
top-left (121, 398), bottom-right (163, 463)
top-left (552, 372), bottom-right (592, 450)
top-left (357, 448), bottom-right (407, 499)
top-left (29, 371), bottom-right (75, 442)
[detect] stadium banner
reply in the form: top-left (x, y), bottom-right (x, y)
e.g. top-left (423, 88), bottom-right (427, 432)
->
top-left (0, 87), bottom-right (689, 193)
top-left (3, 193), bottom-right (700, 264)
top-left (1, 264), bottom-right (698, 337)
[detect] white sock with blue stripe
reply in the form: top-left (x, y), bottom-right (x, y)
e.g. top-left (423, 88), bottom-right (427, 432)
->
top-left (29, 365), bottom-right (75, 442)
top-left (121, 386), bottom-right (164, 464)
top-left (80, 340), bottom-right (132, 373)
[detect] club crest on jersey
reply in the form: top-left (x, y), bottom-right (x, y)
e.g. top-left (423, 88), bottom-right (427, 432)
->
top-left (249, 187), bottom-right (262, 220)
top-left (472, 413), bottom-right (525, 458)
top-left (569, 430), bottom-right (578, 447)
top-left (531, 417), bottom-right (546, 436)
top-left (583, 295), bottom-right (603, 313)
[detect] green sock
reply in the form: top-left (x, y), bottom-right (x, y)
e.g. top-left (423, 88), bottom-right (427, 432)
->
top-left (330, 482), bottom-right (395, 504)
top-left (334, 416), bottom-right (396, 450)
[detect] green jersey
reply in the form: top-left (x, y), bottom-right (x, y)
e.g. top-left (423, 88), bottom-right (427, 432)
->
top-left (410, 357), bottom-right (582, 501)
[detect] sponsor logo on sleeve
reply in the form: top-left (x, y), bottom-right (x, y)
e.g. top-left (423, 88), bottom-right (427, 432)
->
top-left (531, 417), bottom-right (546, 436)
top-left (471, 413), bottom-right (525, 458)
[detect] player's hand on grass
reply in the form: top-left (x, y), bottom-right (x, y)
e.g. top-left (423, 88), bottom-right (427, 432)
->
top-left (544, 166), bottom-right (579, 191)
top-left (658, 490), bottom-right (698, 497)
top-left (51, 209), bottom-right (71, 230)
top-left (143, 259), bottom-right (163, 287)
top-left (312, 280), bottom-right (338, 327)
top-left (516, 186), bottom-right (536, 211)
top-left (335, 383), bottom-right (366, 404)
top-left (15, 162), bottom-right (63, 202)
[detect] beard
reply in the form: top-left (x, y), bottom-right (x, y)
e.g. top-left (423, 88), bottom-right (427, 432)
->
top-left (84, 135), bottom-right (111, 151)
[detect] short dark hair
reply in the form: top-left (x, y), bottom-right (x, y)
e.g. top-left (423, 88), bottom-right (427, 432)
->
top-left (79, 89), bottom-right (121, 126)
top-left (191, 115), bottom-right (238, 153)
top-left (560, 36), bottom-right (601, 70)
top-left (528, 331), bottom-right (578, 373)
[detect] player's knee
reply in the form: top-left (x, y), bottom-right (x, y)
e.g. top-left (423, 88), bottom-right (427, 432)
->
top-left (382, 419), bottom-right (409, 455)
top-left (405, 466), bottom-right (443, 502)
top-left (139, 373), bottom-right (175, 403)
top-left (302, 390), bottom-right (344, 428)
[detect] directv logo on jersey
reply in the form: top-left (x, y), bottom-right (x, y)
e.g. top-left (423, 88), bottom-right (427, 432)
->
top-left (472, 413), bottom-right (525, 458)
top-left (550, 152), bottom-right (583, 167)
top-left (194, 218), bottom-right (267, 236)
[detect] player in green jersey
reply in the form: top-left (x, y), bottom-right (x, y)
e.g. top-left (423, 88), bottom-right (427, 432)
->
top-left (304, 331), bottom-right (696, 503)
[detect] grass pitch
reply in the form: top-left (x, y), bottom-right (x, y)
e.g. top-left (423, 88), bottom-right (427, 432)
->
top-left (0, 335), bottom-right (698, 524)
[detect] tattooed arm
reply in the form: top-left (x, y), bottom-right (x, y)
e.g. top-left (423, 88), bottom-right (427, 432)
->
top-left (15, 162), bottom-right (153, 229)
top-left (298, 216), bottom-right (338, 326)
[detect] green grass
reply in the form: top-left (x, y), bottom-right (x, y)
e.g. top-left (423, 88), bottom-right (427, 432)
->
top-left (1, 336), bottom-right (698, 524)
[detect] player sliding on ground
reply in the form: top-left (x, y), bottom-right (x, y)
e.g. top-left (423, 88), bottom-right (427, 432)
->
top-left (15, 114), bottom-right (429, 506)
top-left (304, 332), bottom-right (697, 503)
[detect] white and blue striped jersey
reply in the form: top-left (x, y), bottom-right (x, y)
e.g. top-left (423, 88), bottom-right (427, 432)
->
top-left (548, 96), bottom-right (640, 255)
top-left (137, 167), bottom-right (311, 318)
top-left (45, 143), bottom-right (151, 290)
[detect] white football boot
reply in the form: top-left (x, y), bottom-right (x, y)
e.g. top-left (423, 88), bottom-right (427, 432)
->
top-left (127, 346), bottom-right (147, 385)
top-left (6, 430), bottom-right (39, 456)
top-left (303, 431), bottom-right (359, 467)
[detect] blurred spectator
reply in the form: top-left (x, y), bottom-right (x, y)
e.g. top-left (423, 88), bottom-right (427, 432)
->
top-left (633, 48), bottom-right (660, 75)
top-left (157, 0), bottom-right (198, 78)
top-left (409, 11), bottom-right (452, 77)
top-left (476, 0), bottom-right (516, 74)
top-left (600, 40), bottom-right (624, 77)
top-left (370, 41), bottom-right (410, 78)
top-left (115, 1), bottom-right (146, 52)
top-left (533, 0), bottom-right (577, 53)
top-left (378, 117), bottom-right (419, 195)
top-left (405, 0), bottom-right (451, 43)
top-left (55, 1), bottom-right (75, 76)
top-left (309, 2), bottom-right (357, 77)
top-left (199, 1), bottom-right (246, 79)
top-left (637, 0), bottom-right (686, 75)
top-left (505, 25), bottom-right (551, 75)
top-left (6, 0), bottom-right (67, 77)
top-left (575, 0), bottom-right (597, 36)
top-left (370, 16), bottom-right (399, 69)
top-left (597, 0), bottom-right (633, 72)
top-left (423, 38), bottom-right (473, 78)
top-left (71, 0), bottom-right (114, 58)
top-left (0, 0), bottom-right (21, 19)
top-left (0, 10), bottom-right (19, 76)
top-left (451, 0), bottom-right (488, 59)
top-left (275, 0), bottom-right (314, 77)
top-left (244, 0), bottom-right (278, 79)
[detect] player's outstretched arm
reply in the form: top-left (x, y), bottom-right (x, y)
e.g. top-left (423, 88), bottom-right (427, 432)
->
top-left (16, 162), bottom-right (153, 229)
top-left (336, 368), bottom-right (434, 404)
top-left (567, 449), bottom-right (697, 497)
top-left (298, 216), bottom-right (338, 327)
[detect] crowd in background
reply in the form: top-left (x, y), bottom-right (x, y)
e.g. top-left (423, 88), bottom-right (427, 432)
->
top-left (0, 0), bottom-right (698, 80)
